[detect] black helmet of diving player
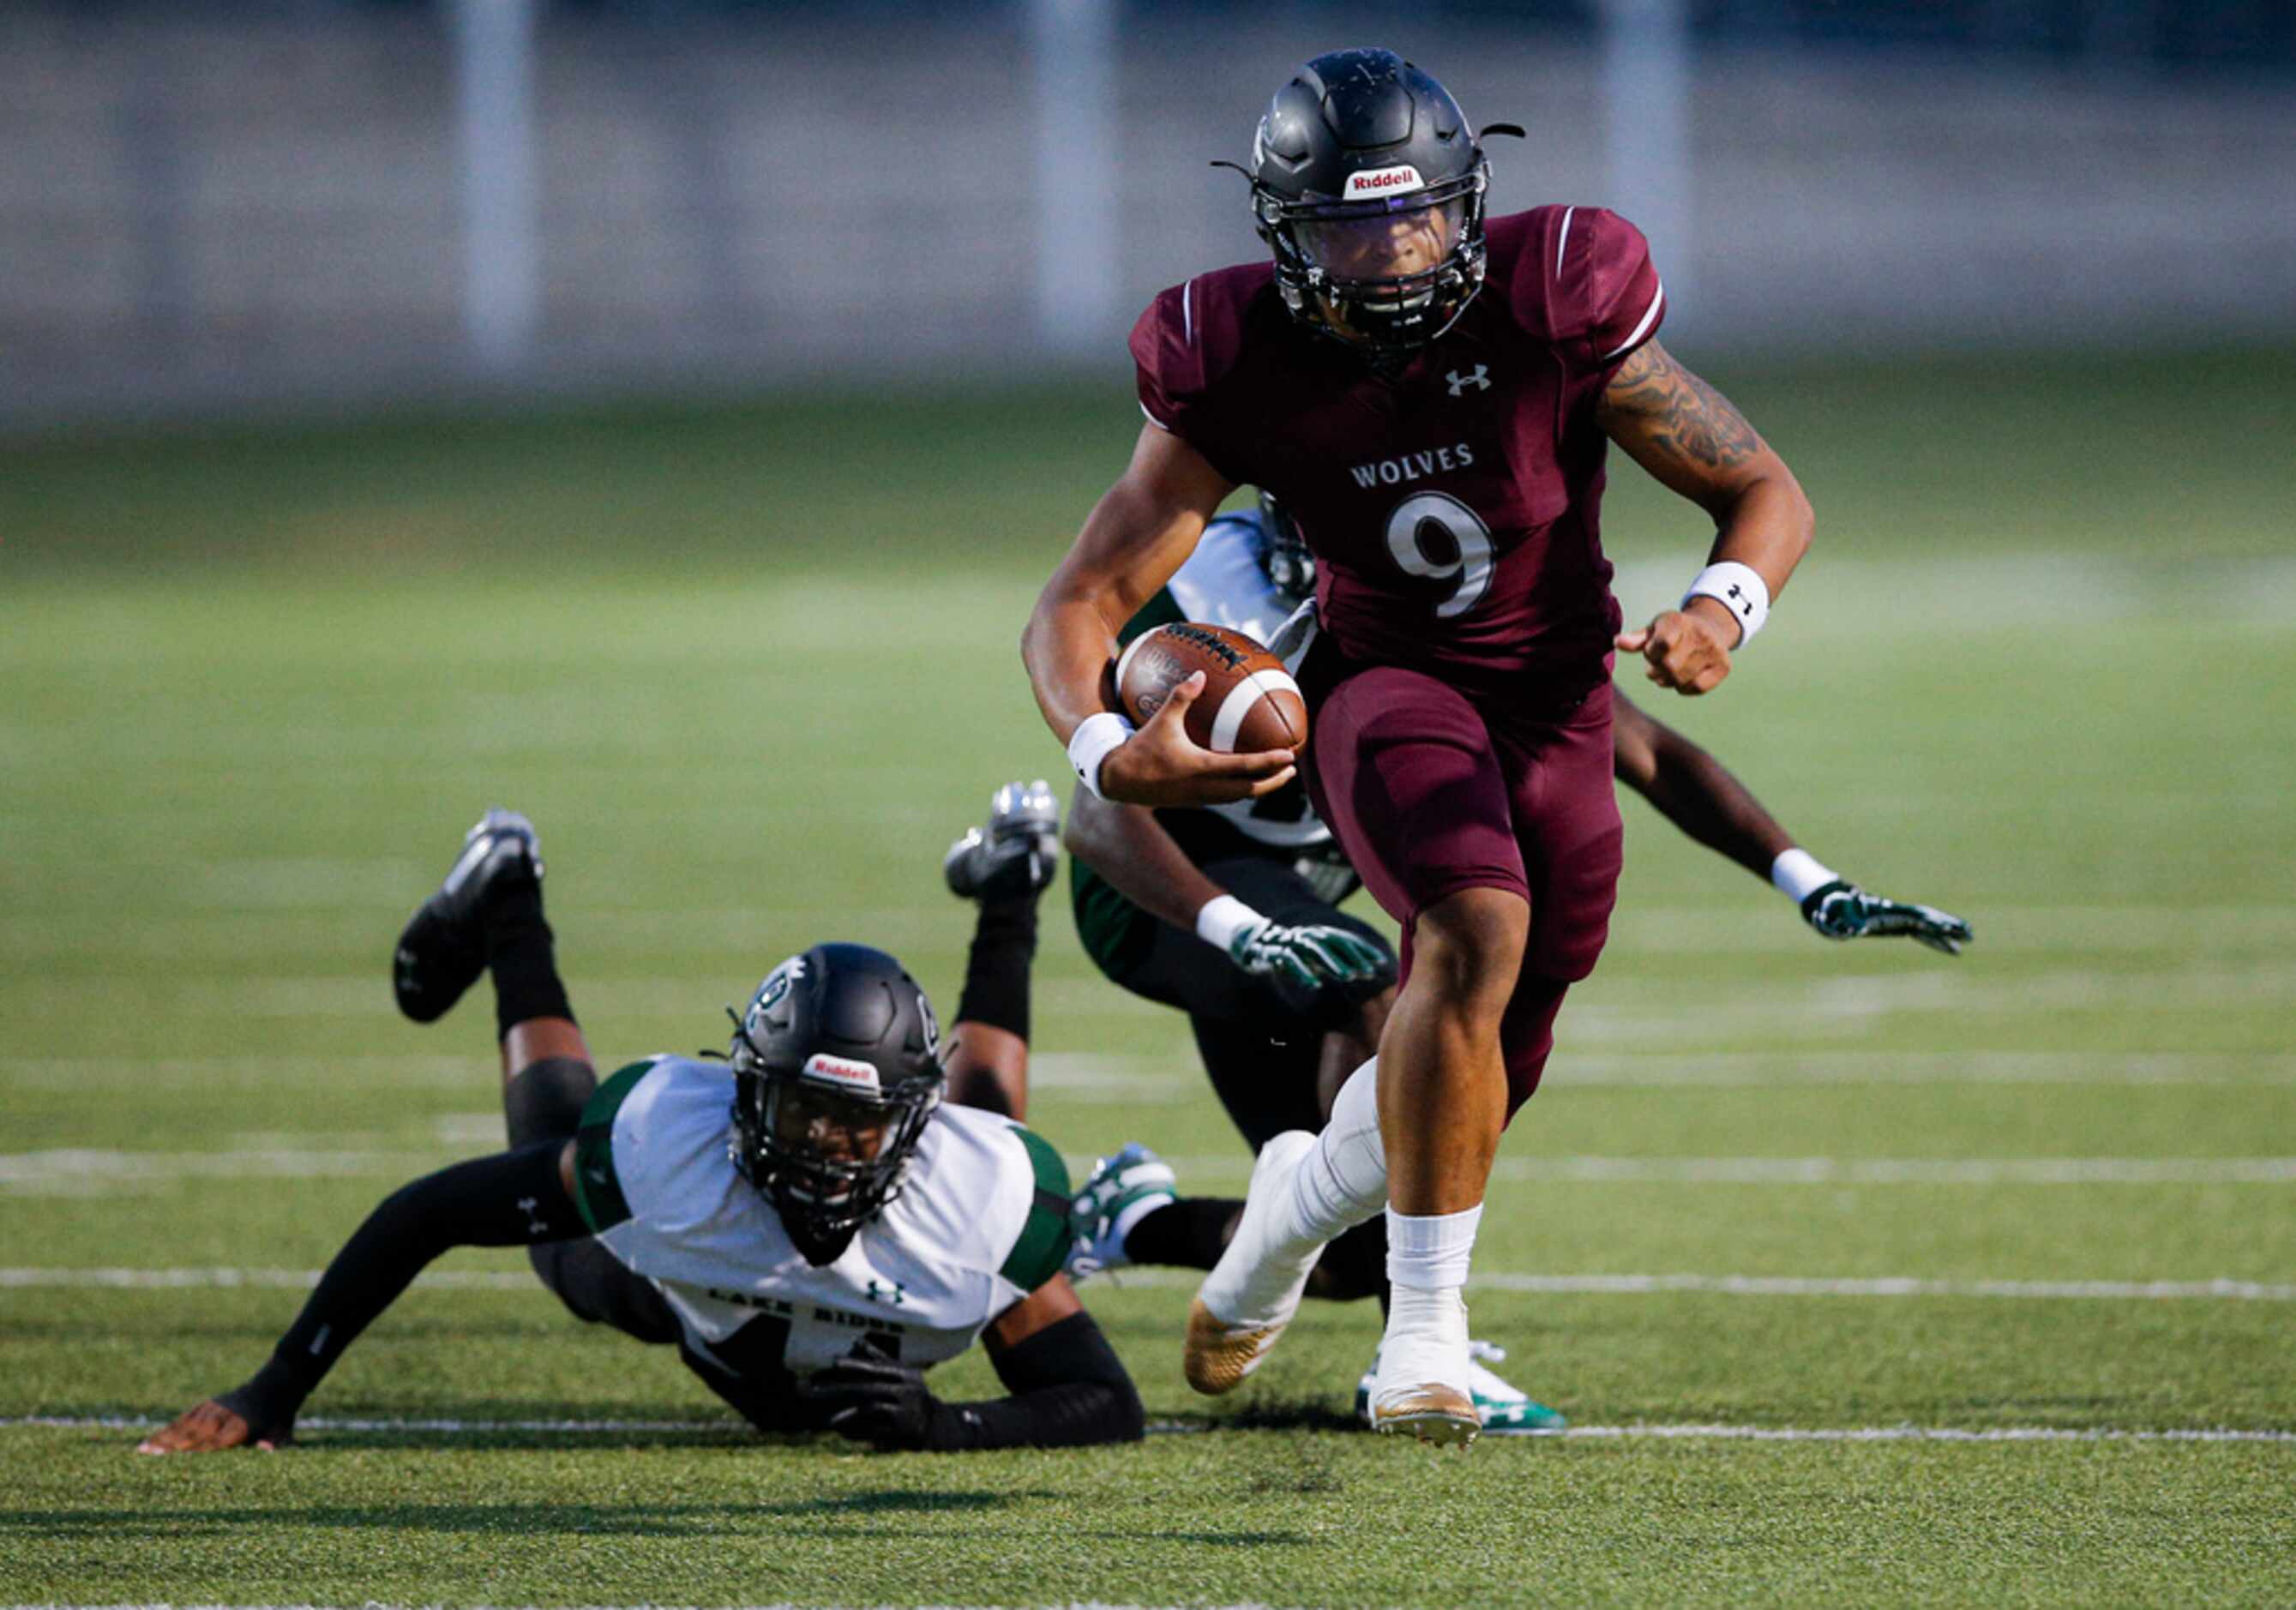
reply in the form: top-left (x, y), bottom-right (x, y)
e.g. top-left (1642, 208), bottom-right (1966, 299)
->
top-left (726, 943), bottom-right (946, 1265)
top-left (1245, 47), bottom-right (1496, 354)
top-left (1257, 490), bottom-right (1315, 604)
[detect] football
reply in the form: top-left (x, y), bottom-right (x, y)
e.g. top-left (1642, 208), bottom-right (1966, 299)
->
top-left (1114, 622), bottom-right (1308, 755)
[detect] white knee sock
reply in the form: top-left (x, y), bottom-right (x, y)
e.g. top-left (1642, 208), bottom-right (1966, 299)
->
top-left (1201, 1060), bottom-right (1390, 1326)
top-left (1379, 1203), bottom-right (1482, 1391)
top-left (1385, 1203), bottom-right (1482, 1290)
top-left (1285, 1057), bottom-right (1388, 1241)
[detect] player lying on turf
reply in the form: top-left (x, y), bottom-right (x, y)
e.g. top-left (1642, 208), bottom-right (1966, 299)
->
top-left (1053, 496), bottom-right (1968, 1433)
top-left (136, 809), bottom-right (1142, 1457)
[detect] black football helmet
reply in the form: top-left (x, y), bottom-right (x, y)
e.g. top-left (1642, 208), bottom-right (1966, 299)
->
top-left (726, 943), bottom-right (946, 1265)
top-left (1257, 490), bottom-right (1315, 603)
top-left (1243, 48), bottom-right (1499, 354)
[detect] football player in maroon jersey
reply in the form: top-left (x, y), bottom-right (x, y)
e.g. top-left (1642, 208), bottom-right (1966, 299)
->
top-left (1021, 48), bottom-right (1814, 1445)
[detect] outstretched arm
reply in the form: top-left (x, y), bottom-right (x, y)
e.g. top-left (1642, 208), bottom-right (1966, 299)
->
top-left (1611, 691), bottom-right (1792, 879)
top-left (1613, 693), bottom-right (1973, 954)
top-left (1597, 340), bottom-right (1813, 694)
top-left (135, 1142), bottom-right (586, 1453)
top-left (799, 1277), bottom-right (1145, 1452)
top-left (1022, 425), bottom-right (1295, 807)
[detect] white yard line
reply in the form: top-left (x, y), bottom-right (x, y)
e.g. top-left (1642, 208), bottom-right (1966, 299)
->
top-left (1556, 1424), bottom-right (2296, 1445)
top-left (1602, 904), bottom-right (2296, 957)
top-left (1088, 1154), bottom-right (2296, 1186)
top-left (12, 962), bottom-right (2295, 1029)
top-left (1554, 1050), bottom-right (2296, 1088)
top-left (7, 1048), bottom-right (2292, 1095)
top-left (1028, 1049), bottom-right (2296, 1090)
top-left (6, 1266), bottom-right (2289, 1301)
top-left (10, 1413), bottom-right (2290, 1446)
top-left (0, 1055), bottom-right (489, 1088)
top-left (0, 1150), bottom-right (436, 1192)
top-left (9, 1148), bottom-right (2296, 1194)
top-left (0, 1267), bottom-right (536, 1291)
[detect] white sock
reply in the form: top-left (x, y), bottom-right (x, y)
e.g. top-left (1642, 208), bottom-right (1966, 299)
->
top-left (1379, 1204), bottom-right (1482, 1393)
top-left (1385, 1203), bottom-right (1483, 1290)
top-left (1199, 1061), bottom-right (1385, 1325)
top-left (1285, 1057), bottom-right (1387, 1241)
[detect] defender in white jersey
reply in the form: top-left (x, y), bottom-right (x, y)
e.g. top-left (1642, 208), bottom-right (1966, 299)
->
top-left (138, 807), bottom-right (1142, 1457)
top-left (1062, 497), bottom-right (1973, 1433)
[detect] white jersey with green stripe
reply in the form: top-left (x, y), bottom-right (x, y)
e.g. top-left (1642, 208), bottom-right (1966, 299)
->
top-left (575, 1056), bottom-right (1070, 1377)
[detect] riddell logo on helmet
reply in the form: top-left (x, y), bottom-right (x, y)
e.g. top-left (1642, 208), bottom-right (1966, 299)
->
top-left (802, 1052), bottom-right (881, 1090)
top-left (1343, 165), bottom-right (1425, 198)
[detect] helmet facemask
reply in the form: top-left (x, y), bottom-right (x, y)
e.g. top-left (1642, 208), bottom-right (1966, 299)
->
top-left (724, 950), bottom-right (946, 1266)
top-left (1255, 165), bottom-right (1491, 355)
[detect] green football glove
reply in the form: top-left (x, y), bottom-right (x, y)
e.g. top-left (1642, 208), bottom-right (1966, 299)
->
top-left (1229, 919), bottom-right (1397, 1007)
top-left (1800, 880), bottom-right (1973, 955)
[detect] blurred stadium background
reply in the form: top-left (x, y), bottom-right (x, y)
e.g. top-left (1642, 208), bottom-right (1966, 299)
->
top-left (3, 0), bottom-right (2293, 421)
top-left (4, 3), bottom-right (2293, 1604)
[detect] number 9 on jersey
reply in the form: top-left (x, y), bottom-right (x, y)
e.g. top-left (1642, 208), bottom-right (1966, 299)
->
top-left (1385, 490), bottom-right (1494, 619)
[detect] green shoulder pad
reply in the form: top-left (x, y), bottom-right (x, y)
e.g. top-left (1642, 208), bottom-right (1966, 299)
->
top-left (572, 1059), bottom-right (656, 1234)
top-left (997, 1124), bottom-right (1074, 1293)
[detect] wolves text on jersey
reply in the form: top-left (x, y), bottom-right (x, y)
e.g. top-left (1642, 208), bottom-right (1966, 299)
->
top-left (1349, 442), bottom-right (1477, 489)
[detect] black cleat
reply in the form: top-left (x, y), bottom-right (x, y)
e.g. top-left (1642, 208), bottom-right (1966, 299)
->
top-left (392, 808), bottom-right (543, 1023)
top-left (943, 779), bottom-right (1060, 903)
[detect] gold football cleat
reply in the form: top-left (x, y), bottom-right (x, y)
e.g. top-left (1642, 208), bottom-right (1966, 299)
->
top-left (1370, 1382), bottom-right (1482, 1449)
top-left (1182, 1296), bottom-right (1290, 1396)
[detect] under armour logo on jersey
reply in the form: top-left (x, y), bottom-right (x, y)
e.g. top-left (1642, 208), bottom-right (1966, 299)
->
top-left (517, 1195), bottom-right (549, 1236)
top-left (866, 1279), bottom-right (908, 1307)
top-left (1446, 365), bottom-right (1491, 397)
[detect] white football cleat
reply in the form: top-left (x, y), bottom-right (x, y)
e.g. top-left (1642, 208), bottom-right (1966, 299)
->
top-left (1356, 1338), bottom-right (1567, 1435)
top-left (1182, 1129), bottom-right (1323, 1396)
top-left (1367, 1285), bottom-right (1479, 1447)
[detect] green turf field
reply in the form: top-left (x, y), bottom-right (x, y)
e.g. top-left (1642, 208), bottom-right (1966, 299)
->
top-left (3, 348), bottom-right (2293, 1606)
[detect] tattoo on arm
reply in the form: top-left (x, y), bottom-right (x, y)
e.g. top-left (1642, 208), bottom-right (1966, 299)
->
top-left (1597, 342), bottom-right (1764, 472)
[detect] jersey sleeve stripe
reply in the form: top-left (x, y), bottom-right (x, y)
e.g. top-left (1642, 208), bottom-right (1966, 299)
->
top-left (997, 1124), bottom-right (1074, 1292)
top-left (1601, 279), bottom-right (1666, 362)
top-left (1182, 277), bottom-right (1194, 346)
top-left (572, 1059), bottom-right (654, 1234)
top-left (1554, 205), bottom-right (1577, 279)
top-left (1139, 400), bottom-right (1173, 432)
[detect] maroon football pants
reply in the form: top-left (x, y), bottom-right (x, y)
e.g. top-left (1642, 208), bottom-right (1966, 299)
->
top-left (1299, 656), bottom-right (1621, 1115)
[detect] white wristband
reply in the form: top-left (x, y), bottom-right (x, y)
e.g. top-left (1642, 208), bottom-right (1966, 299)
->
top-left (1682, 562), bottom-right (1770, 646)
top-left (1194, 894), bottom-right (1265, 953)
top-left (1770, 848), bottom-right (1839, 904)
top-left (1066, 712), bottom-right (1135, 800)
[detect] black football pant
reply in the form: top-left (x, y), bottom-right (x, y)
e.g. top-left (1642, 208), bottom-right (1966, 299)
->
top-left (502, 1054), bottom-right (684, 1344)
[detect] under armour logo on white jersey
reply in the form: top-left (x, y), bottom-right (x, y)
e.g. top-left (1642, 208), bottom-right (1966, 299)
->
top-left (1446, 365), bottom-right (1491, 397)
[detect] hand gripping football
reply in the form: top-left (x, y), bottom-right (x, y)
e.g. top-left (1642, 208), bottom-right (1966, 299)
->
top-left (1115, 622), bottom-right (1308, 756)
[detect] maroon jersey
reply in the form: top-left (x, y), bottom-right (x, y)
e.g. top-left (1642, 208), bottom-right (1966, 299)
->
top-left (1133, 207), bottom-right (1664, 709)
